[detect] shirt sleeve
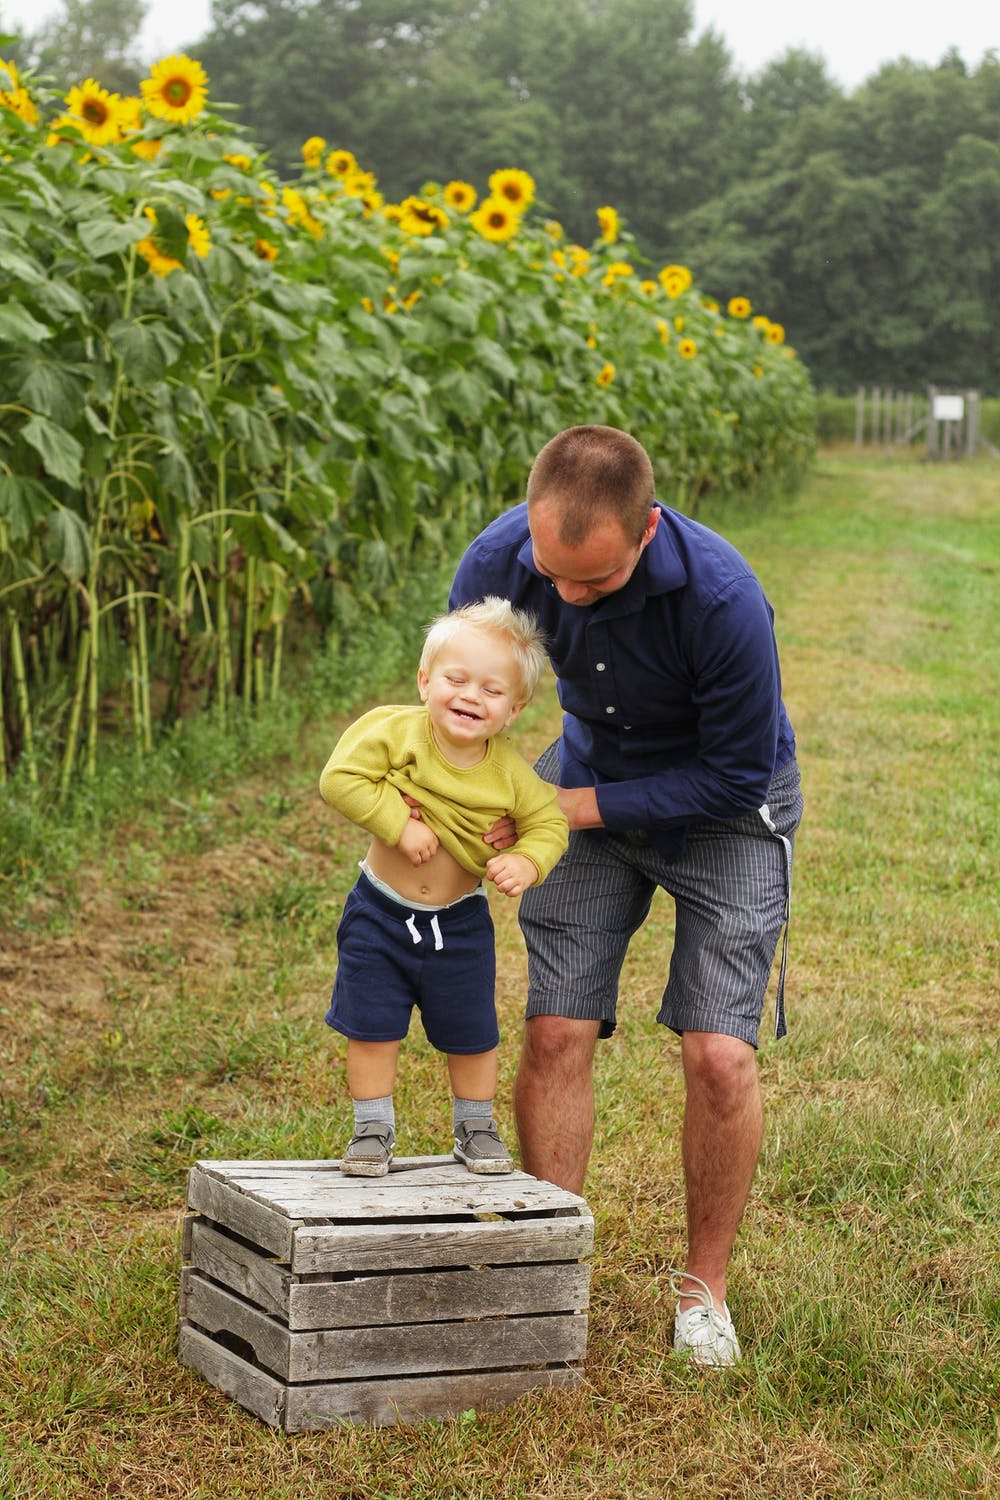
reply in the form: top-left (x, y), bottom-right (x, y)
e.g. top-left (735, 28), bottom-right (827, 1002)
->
top-left (595, 577), bottom-right (782, 830)
top-left (503, 747), bottom-right (570, 882)
top-left (318, 709), bottom-right (411, 846)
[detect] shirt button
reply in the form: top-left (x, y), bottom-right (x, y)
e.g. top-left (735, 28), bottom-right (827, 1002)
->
top-left (595, 662), bottom-right (606, 671)
top-left (606, 705), bottom-right (615, 714)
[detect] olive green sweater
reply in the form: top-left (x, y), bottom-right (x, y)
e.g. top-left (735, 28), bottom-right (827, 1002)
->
top-left (319, 705), bottom-right (568, 883)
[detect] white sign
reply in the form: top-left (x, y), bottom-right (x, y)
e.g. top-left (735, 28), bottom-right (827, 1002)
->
top-left (933, 395), bottom-right (965, 422)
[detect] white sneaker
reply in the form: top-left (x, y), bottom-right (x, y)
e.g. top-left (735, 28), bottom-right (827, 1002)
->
top-left (669, 1270), bottom-right (741, 1368)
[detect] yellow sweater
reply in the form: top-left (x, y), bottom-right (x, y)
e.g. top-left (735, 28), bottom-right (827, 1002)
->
top-left (319, 705), bottom-right (568, 883)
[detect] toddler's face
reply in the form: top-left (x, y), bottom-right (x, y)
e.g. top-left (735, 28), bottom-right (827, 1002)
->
top-left (418, 627), bottom-right (524, 758)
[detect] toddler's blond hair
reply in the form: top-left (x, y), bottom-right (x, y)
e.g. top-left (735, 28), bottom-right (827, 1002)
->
top-left (420, 597), bottom-right (548, 703)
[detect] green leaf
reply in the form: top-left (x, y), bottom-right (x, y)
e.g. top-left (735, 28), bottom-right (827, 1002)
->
top-left (11, 358), bottom-right (87, 428)
top-left (107, 322), bottom-right (166, 385)
top-left (77, 218), bottom-right (147, 259)
top-left (45, 506), bottom-right (91, 581)
top-left (20, 414), bottom-right (83, 487)
top-left (0, 475), bottom-right (52, 541)
top-left (230, 511), bottom-right (308, 567)
top-left (0, 302), bottom-right (52, 344)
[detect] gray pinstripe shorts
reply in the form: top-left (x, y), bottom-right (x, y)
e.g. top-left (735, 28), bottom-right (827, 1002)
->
top-left (518, 745), bottom-right (803, 1048)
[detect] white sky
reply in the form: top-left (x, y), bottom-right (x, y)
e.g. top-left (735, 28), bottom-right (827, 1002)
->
top-left (1, 0), bottom-right (996, 90)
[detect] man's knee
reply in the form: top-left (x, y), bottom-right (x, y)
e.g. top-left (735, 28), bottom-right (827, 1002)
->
top-left (681, 1030), bottom-right (757, 1103)
top-left (521, 1014), bottom-right (600, 1075)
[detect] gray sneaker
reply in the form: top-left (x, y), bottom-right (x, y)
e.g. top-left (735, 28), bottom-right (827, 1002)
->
top-left (669, 1270), bottom-right (741, 1368)
top-left (453, 1117), bottom-right (514, 1174)
top-left (341, 1120), bottom-right (395, 1177)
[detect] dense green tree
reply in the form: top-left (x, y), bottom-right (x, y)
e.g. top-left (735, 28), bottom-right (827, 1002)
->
top-left (22, 0), bottom-right (147, 95)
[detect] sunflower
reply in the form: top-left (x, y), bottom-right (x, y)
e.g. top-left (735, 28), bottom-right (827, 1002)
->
top-left (596, 363), bottom-right (616, 387)
top-left (752, 315), bottom-right (770, 331)
top-left (301, 135), bottom-right (326, 168)
top-left (326, 148), bottom-right (357, 178)
top-left (678, 338), bottom-right (697, 359)
top-left (488, 168), bottom-right (535, 212)
top-left (141, 55), bottom-right (208, 125)
top-left (470, 196), bottom-right (520, 243)
top-left (255, 237), bottom-right (279, 262)
top-left (443, 180), bottom-right (477, 213)
top-left (765, 322), bottom-right (785, 345)
top-left (601, 260), bottom-right (634, 289)
top-left (63, 79), bottom-right (122, 145)
top-left (752, 364), bottom-right (763, 378)
top-left (545, 219), bottom-right (563, 240)
top-left (131, 138), bottom-right (162, 161)
top-left (224, 152), bottom-right (252, 171)
top-left (186, 213), bottom-right (211, 258)
top-left (659, 264), bottom-right (692, 299)
top-left (640, 279), bottom-right (657, 296)
top-left (136, 233), bottom-right (182, 278)
top-left (342, 169), bottom-right (378, 199)
top-left (656, 318), bottom-right (670, 345)
top-left (596, 205), bottom-right (619, 244)
top-left (398, 195), bottom-right (448, 236)
top-left (727, 296), bottom-right (751, 319)
top-left (1, 58), bottom-right (39, 125)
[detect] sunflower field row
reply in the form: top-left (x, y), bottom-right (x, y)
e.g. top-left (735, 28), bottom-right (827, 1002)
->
top-left (0, 56), bottom-right (815, 791)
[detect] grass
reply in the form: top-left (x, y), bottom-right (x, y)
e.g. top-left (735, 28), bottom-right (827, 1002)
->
top-left (2, 451), bottom-right (999, 1497)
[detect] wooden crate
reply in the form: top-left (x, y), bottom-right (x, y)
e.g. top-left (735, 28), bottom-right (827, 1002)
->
top-left (179, 1156), bottom-right (594, 1429)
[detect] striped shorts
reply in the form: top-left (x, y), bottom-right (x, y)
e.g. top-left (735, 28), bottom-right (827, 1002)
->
top-left (518, 746), bottom-right (803, 1048)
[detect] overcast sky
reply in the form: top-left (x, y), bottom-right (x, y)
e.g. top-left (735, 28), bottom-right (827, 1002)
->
top-left (2, 0), bottom-right (996, 91)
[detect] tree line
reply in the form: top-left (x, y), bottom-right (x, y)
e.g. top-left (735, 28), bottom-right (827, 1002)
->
top-left (8, 0), bottom-right (1000, 392)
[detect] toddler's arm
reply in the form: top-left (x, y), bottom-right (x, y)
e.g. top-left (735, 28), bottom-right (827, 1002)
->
top-left (398, 816), bottom-right (439, 866)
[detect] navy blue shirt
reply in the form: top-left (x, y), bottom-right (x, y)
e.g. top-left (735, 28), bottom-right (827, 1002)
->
top-left (450, 502), bottom-right (796, 859)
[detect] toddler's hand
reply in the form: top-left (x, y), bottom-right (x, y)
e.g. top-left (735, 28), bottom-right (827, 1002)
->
top-left (398, 817), bottom-right (439, 865)
top-left (486, 852), bottom-right (538, 897)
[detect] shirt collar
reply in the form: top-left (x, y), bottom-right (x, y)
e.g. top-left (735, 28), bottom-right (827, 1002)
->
top-left (516, 502), bottom-right (687, 611)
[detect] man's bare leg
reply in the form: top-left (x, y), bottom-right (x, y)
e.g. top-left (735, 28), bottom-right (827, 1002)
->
top-left (513, 1014), bottom-right (601, 1194)
top-left (677, 1030), bottom-right (762, 1311)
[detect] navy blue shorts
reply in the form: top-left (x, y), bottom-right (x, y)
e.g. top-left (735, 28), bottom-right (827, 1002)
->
top-left (325, 872), bottom-right (499, 1055)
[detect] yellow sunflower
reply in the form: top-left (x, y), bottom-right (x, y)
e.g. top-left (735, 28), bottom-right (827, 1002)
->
top-left (224, 152), bottom-right (252, 171)
top-left (186, 213), bottom-right (211, 258)
top-left (301, 135), bottom-right (326, 168)
top-left (470, 196), bottom-right (520, 243)
top-left (255, 237), bottom-right (279, 262)
top-left (488, 168), bottom-right (535, 212)
top-left (596, 205), bottom-right (619, 244)
top-left (342, 169), bottom-right (378, 199)
top-left (137, 235), bottom-right (181, 278)
top-left (659, 264), bottom-right (692, 299)
top-left (656, 318), bottom-right (670, 345)
top-left (443, 180), bottom-right (477, 213)
top-left (545, 219), bottom-right (564, 240)
top-left (727, 296), bottom-right (751, 319)
top-left (0, 60), bottom-right (39, 125)
top-left (596, 363), bottom-right (616, 387)
top-left (63, 79), bottom-right (122, 145)
top-left (601, 260), bottom-right (634, 288)
top-left (398, 195), bottom-right (449, 236)
top-left (141, 54), bottom-right (209, 125)
top-left (640, 279), bottom-right (657, 296)
top-left (326, 148), bottom-right (357, 178)
top-left (678, 338), bottom-right (698, 359)
top-left (766, 322), bottom-right (785, 345)
top-left (752, 315), bottom-right (770, 331)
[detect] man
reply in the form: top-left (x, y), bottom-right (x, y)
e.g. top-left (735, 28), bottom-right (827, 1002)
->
top-left (449, 424), bottom-right (803, 1367)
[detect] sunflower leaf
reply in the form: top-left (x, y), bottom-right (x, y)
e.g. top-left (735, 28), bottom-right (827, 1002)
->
top-left (20, 414), bottom-right (83, 487)
top-left (77, 218), bottom-right (147, 259)
top-left (45, 506), bottom-right (91, 581)
top-left (0, 302), bottom-right (52, 344)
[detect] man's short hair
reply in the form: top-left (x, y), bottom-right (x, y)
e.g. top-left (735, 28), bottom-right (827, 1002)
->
top-left (525, 425), bottom-right (655, 545)
top-left (420, 597), bottom-right (548, 703)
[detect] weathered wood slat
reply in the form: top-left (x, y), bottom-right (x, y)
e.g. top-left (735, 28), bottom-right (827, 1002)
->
top-left (180, 1324), bottom-right (582, 1430)
top-left (230, 1183), bottom-right (586, 1220)
top-left (284, 1365), bottom-right (583, 1430)
top-left (183, 1273), bottom-right (587, 1383)
top-left (179, 1325), bottom-right (287, 1429)
top-left (185, 1168), bottom-right (301, 1260)
top-left (186, 1221), bottom-right (590, 1329)
top-left (291, 1214), bottom-right (594, 1274)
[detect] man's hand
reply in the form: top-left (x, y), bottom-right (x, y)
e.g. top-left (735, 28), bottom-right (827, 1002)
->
top-left (482, 813), bottom-right (517, 850)
top-left (398, 817), bottom-right (439, 865)
top-left (486, 852), bottom-right (538, 897)
top-left (557, 785), bottom-right (603, 830)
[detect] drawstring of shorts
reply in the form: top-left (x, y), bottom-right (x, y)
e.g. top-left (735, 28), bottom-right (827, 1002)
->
top-left (405, 912), bottom-right (444, 951)
top-left (759, 803), bottom-right (793, 1040)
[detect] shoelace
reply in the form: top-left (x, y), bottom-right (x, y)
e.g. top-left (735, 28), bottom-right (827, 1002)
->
top-left (666, 1268), bottom-right (732, 1335)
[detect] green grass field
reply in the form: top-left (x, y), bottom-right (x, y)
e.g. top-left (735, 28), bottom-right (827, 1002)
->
top-left (2, 452), bottom-right (998, 1498)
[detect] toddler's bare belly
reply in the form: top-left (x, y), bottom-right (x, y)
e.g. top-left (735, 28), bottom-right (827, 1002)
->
top-left (365, 837), bottom-right (480, 906)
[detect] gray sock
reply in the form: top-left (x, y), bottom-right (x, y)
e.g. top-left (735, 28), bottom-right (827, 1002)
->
top-left (353, 1095), bottom-right (395, 1131)
top-left (453, 1096), bottom-right (492, 1131)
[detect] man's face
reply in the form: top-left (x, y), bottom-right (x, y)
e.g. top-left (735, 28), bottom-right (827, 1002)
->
top-left (529, 501), bottom-right (660, 606)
